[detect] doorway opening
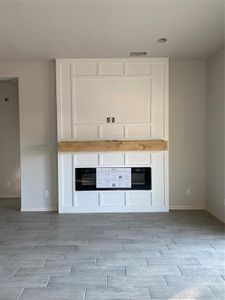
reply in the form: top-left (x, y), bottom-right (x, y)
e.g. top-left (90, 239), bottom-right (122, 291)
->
top-left (0, 78), bottom-right (21, 210)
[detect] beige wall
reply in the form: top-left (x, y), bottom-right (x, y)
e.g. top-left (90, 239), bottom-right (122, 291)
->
top-left (0, 80), bottom-right (20, 198)
top-left (169, 60), bottom-right (206, 209)
top-left (0, 62), bottom-right (57, 210)
top-left (206, 48), bottom-right (225, 222)
top-left (0, 60), bottom-right (208, 211)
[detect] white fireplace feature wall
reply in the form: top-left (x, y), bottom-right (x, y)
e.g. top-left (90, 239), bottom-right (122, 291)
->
top-left (56, 58), bottom-right (169, 213)
top-left (58, 151), bottom-right (168, 213)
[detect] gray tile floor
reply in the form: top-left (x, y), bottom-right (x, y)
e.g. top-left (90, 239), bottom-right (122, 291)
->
top-left (0, 199), bottom-right (224, 299)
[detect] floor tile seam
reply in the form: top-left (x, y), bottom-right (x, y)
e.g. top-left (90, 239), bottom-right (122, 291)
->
top-left (220, 274), bottom-right (225, 281)
top-left (209, 243), bottom-right (217, 250)
top-left (165, 243), bottom-right (170, 250)
top-left (12, 266), bottom-right (20, 277)
top-left (16, 287), bottom-right (25, 300)
top-left (83, 287), bottom-right (87, 300)
top-left (176, 265), bottom-right (184, 275)
top-left (68, 266), bottom-right (72, 275)
top-left (208, 285), bottom-right (218, 298)
top-left (194, 258), bottom-right (202, 266)
top-left (45, 275), bottom-right (52, 287)
top-left (42, 259), bottom-right (48, 267)
top-left (158, 250), bottom-right (163, 258)
top-left (147, 286), bottom-right (152, 299)
top-left (163, 275), bottom-right (169, 286)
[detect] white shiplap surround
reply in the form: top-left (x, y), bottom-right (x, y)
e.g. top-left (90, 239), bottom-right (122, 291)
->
top-left (56, 58), bottom-right (169, 213)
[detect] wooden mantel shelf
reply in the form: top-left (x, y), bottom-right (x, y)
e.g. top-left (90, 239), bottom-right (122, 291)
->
top-left (58, 140), bottom-right (168, 152)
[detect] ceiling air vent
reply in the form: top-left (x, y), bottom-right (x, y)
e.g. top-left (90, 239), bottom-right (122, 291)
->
top-left (129, 51), bottom-right (147, 57)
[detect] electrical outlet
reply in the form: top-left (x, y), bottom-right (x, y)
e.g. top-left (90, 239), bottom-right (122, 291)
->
top-left (44, 190), bottom-right (50, 198)
top-left (186, 188), bottom-right (191, 196)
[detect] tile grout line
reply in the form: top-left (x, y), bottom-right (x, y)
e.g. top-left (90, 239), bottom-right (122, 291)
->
top-left (208, 285), bottom-right (217, 298)
top-left (83, 287), bottom-right (87, 300)
top-left (45, 275), bottom-right (51, 287)
top-left (69, 266), bottom-right (72, 275)
top-left (209, 243), bottom-right (217, 250)
top-left (220, 274), bottom-right (225, 281)
top-left (166, 243), bottom-right (170, 250)
top-left (147, 286), bottom-right (152, 299)
top-left (164, 275), bottom-right (169, 286)
top-left (177, 265), bottom-right (184, 275)
top-left (12, 266), bottom-right (19, 277)
top-left (17, 287), bottom-right (25, 300)
top-left (42, 258), bottom-right (47, 267)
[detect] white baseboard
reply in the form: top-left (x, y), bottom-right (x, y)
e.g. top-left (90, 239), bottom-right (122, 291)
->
top-left (0, 195), bottom-right (20, 199)
top-left (206, 207), bottom-right (225, 223)
top-left (21, 206), bottom-right (57, 212)
top-left (170, 205), bottom-right (205, 210)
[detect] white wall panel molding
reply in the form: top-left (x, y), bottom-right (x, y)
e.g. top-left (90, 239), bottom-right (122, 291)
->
top-left (58, 151), bottom-right (168, 213)
top-left (56, 58), bottom-right (168, 141)
top-left (56, 58), bottom-right (169, 213)
top-left (56, 63), bottom-right (73, 140)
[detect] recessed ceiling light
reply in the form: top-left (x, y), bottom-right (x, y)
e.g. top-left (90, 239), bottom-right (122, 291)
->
top-left (157, 38), bottom-right (167, 44)
top-left (129, 51), bottom-right (148, 57)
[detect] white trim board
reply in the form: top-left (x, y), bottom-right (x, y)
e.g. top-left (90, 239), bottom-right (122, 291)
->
top-left (21, 206), bottom-right (57, 212)
top-left (170, 205), bottom-right (205, 210)
top-left (0, 195), bottom-right (20, 199)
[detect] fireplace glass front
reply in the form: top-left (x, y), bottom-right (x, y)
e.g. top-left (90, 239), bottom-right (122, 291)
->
top-left (75, 167), bottom-right (151, 191)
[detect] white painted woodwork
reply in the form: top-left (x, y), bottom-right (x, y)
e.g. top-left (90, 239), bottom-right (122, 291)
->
top-left (58, 154), bottom-right (73, 211)
top-left (56, 63), bottom-right (72, 139)
top-left (56, 58), bottom-right (169, 213)
top-left (126, 192), bottom-right (152, 206)
top-left (76, 192), bottom-right (99, 207)
top-left (99, 153), bottom-right (125, 166)
top-left (125, 152), bottom-right (151, 165)
top-left (56, 58), bottom-right (168, 141)
top-left (125, 62), bottom-right (151, 75)
top-left (125, 124), bottom-right (151, 140)
top-left (152, 152), bottom-right (165, 207)
top-left (75, 153), bottom-right (98, 166)
top-left (58, 151), bottom-right (168, 213)
top-left (99, 125), bottom-right (124, 140)
top-left (99, 63), bottom-right (124, 76)
top-left (72, 63), bottom-right (97, 76)
top-left (100, 192), bottom-right (125, 206)
top-left (73, 77), bottom-right (150, 124)
top-left (74, 125), bottom-right (98, 140)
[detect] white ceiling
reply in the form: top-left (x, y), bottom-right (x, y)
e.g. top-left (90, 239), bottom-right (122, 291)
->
top-left (0, 0), bottom-right (224, 61)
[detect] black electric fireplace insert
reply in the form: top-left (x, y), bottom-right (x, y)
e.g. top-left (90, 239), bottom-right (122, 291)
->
top-left (75, 167), bottom-right (151, 191)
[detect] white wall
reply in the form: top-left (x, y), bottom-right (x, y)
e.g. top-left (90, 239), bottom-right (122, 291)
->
top-left (0, 80), bottom-right (20, 198)
top-left (169, 60), bottom-right (206, 209)
top-left (206, 48), bottom-right (225, 222)
top-left (0, 60), bottom-right (208, 212)
top-left (0, 62), bottom-right (57, 211)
